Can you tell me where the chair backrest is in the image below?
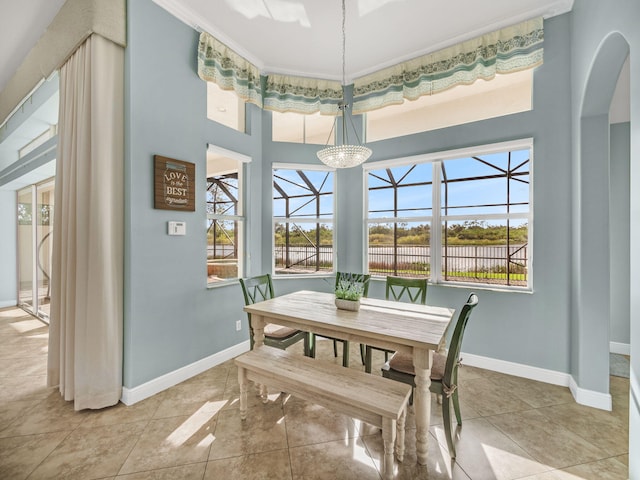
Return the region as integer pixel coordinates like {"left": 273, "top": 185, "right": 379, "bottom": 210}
{"left": 443, "top": 293, "right": 479, "bottom": 386}
{"left": 239, "top": 274, "right": 275, "bottom": 349}
{"left": 385, "top": 276, "right": 427, "bottom": 304}
{"left": 335, "top": 272, "right": 371, "bottom": 297}
{"left": 239, "top": 273, "right": 275, "bottom": 306}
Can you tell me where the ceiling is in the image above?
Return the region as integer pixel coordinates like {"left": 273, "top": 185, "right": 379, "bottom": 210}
{"left": 0, "top": 0, "right": 575, "bottom": 94}
{"left": 153, "top": 0, "right": 575, "bottom": 82}
{"left": 0, "top": 0, "right": 67, "bottom": 93}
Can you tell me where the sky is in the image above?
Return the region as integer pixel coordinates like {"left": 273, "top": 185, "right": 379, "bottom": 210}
{"left": 273, "top": 148, "right": 530, "bottom": 222}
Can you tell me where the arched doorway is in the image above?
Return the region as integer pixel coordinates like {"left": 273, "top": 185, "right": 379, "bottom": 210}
{"left": 576, "top": 33, "right": 630, "bottom": 409}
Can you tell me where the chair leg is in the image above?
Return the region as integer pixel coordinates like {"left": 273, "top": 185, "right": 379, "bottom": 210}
{"left": 452, "top": 389, "right": 462, "bottom": 425}
{"left": 365, "top": 346, "right": 373, "bottom": 374}
{"left": 359, "top": 344, "right": 366, "bottom": 365}
{"left": 307, "top": 333, "right": 316, "bottom": 358}
{"left": 342, "top": 341, "right": 350, "bottom": 367}
{"left": 442, "top": 395, "right": 456, "bottom": 458}
{"left": 332, "top": 339, "right": 338, "bottom": 357}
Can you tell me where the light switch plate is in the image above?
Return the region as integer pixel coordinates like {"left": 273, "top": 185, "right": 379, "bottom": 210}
{"left": 168, "top": 221, "right": 186, "bottom": 235}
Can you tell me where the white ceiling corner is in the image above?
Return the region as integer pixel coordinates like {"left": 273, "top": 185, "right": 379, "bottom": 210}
{"left": 152, "top": 0, "right": 575, "bottom": 83}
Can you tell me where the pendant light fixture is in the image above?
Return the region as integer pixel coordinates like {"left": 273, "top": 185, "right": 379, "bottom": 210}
{"left": 317, "top": 0, "right": 372, "bottom": 168}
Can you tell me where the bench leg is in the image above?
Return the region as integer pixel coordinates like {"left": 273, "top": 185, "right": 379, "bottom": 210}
{"left": 382, "top": 417, "right": 396, "bottom": 480}
{"left": 259, "top": 383, "right": 268, "bottom": 403}
{"left": 238, "top": 366, "right": 248, "bottom": 420}
{"left": 395, "top": 407, "right": 406, "bottom": 462}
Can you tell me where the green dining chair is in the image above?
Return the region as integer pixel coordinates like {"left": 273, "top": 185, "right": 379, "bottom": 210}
{"left": 363, "top": 276, "right": 428, "bottom": 373}
{"left": 381, "top": 293, "right": 479, "bottom": 458}
{"left": 312, "top": 272, "right": 371, "bottom": 367}
{"left": 239, "top": 274, "right": 312, "bottom": 356}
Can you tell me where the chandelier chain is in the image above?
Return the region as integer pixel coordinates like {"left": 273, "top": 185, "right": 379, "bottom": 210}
{"left": 341, "top": 0, "right": 346, "bottom": 87}
{"left": 316, "top": 0, "right": 372, "bottom": 168}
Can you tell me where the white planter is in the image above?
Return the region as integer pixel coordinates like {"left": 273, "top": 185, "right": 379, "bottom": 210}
{"left": 335, "top": 298, "right": 360, "bottom": 311}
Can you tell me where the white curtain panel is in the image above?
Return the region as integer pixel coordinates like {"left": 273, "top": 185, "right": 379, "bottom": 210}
{"left": 48, "top": 34, "right": 124, "bottom": 411}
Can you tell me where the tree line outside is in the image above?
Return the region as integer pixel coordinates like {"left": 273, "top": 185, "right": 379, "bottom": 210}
{"left": 274, "top": 220, "right": 528, "bottom": 246}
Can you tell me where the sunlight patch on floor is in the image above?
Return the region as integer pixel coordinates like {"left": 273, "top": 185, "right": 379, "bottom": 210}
{"left": 164, "top": 400, "right": 225, "bottom": 447}
{"left": 351, "top": 436, "right": 377, "bottom": 468}
{"left": 0, "top": 309, "right": 31, "bottom": 318}
{"left": 10, "top": 319, "right": 45, "bottom": 332}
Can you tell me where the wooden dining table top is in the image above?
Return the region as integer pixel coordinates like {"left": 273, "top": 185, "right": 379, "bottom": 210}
{"left": 243, "top": 290, "right": 455, "bottom": 353}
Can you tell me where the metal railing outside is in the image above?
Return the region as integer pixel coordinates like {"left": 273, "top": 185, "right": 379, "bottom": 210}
{"left": 274, "top": 243, "right": 528, "bottom": 286}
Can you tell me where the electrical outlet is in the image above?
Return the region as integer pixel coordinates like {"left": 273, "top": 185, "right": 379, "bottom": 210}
{"left": 236, "top": 320, "right": 242, "bottom": 331}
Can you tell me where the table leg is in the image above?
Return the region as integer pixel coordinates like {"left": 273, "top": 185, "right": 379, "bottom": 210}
{"left": 252, "top": 314, "right": 265, "bottom": 347}
{"left": 413, "top": 347, "right": 432, "bottom": 465}
{"left": 251, "top": 315, "right": 268, "bottom": 401}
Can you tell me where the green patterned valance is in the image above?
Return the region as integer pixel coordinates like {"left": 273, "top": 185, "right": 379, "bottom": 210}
{"left": 197, "top": 32, "right": 343, "bottom": 114}
{"left": 197, "top": 32, "right": 262, "bottom": 107}
{"left": 264, "top": 74, "right": 343, "bottom": 115}
{"left": 352, "top": 17, "right": 544, "bottom": 114}
{"left": 198, "top": 18, "right": 543, "bottom": 116}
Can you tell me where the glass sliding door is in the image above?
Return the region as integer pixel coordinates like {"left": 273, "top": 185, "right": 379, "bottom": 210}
{"left": 36, "top": 180, "right": 54, "bottom": 320}
{"left": 17, "top": 178, "right": 55, "bottom": 322}
{"left": 17, "top": 187, "right": 35, "bottom": 313}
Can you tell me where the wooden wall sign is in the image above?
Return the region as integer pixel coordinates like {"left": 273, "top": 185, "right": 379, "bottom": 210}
{"left": 154, "top": 155, "right": 196, "bottom": 211}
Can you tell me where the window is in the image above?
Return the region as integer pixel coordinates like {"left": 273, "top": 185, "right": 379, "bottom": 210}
{"left": 19, "top": 125, "right": 57, "bottom": 158}
{"left": 206, "top": 145, "right": 249, "bottom": 283}
{"left": 368, "top": 163, "right": 434, "bottom": 277}
{"left": 273, "top": 165, "right": 335, "bottom": 275}
{"left": 272, "top": 111, "right": 335, "bottom": 144}
{"left": 206, "top": 82, "right": 246, "bottom": 132}
{"left": 366, "top": 71, "right": 533, "bottom": 142}
{"left": 366, "top": 140, "right": 532, "bottom": 289}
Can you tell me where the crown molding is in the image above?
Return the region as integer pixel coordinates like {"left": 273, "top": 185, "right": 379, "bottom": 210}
{"left": 153, "top": 0, "right": 574, "bottom": 84}
{"left": 152, "top": 0, "right": 265, "bottom": 71}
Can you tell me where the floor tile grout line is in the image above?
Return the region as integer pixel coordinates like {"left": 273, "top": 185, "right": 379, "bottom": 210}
{"left": 23, "top": 425, "right": 76, "bottom": 479}
{"left": 114, "top": 416, "right": 153, "bottom": 477}
{"left": 482, "top": 409, "right": 617, "bottom": 474}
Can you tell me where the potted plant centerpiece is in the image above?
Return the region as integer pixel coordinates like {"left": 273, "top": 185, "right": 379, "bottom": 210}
{"left": 334, "top": 278, "right": 364, "bottom": 311}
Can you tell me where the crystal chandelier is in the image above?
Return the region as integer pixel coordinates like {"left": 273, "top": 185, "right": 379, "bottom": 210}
{"left": 317, "top": 0, "right": 372, "bottom": 169}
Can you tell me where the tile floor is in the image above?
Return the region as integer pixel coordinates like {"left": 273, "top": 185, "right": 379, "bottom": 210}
{"left": 0, "top": 306, "right": 630, "bottom": 479}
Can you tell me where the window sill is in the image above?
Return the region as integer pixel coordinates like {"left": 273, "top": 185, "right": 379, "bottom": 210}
{"left": 207, "top": 278, "right": 240, "bottom": 289}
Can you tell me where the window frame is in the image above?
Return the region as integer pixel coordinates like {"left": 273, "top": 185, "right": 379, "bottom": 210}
{"left": 206, "top": 144, "right": 251, "bottom": 286}
{"left": 272, "top": 162, "right": 337, "bottom": 277}
{"left": 363, "top": 138, "right": 533, "bottom": 291}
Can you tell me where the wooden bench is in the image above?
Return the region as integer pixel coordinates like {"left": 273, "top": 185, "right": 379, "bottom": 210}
{"left": 235, "top": 345, "right": 413, "bottom": 480}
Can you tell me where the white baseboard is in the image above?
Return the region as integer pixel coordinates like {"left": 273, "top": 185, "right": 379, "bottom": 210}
{"left": 121, "top": 340, "right": 250, "bottom": 405}
{"left": 461, "top": 351, "right": 612, "bottom": 411}
{"left": 569, "top": 376, "right": 612, "bottom": 411}
{"left": 610, "top": 341, "right": 631, "bottom": 356}
{"left": 461, "top": 352, "right": 571, "bottom": 386}
{"left": 121, "top": 345, "right": 617, "bottom": 411}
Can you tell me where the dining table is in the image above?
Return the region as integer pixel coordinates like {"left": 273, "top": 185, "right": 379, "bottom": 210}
{"left": 243, "top": 289, "right": 456, "bottom": 465}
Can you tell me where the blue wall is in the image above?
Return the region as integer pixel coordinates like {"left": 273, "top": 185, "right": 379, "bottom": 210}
{"left": 264, "top": 13, "right": 574, "bottom": 372}
{"left": 570, "top": 0, "right": 639, "bottom": 474}
{"left": 610, "top": 122, "right": 630, "bottom": 348}
{"left": 124, "top": 0, "right": 575, "bottom": 388}
{"left": 0, "top": 190, "right": 17, "bottom": 307}
{"left": 124, "top": 0, "right": 260, "bottom": 387}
